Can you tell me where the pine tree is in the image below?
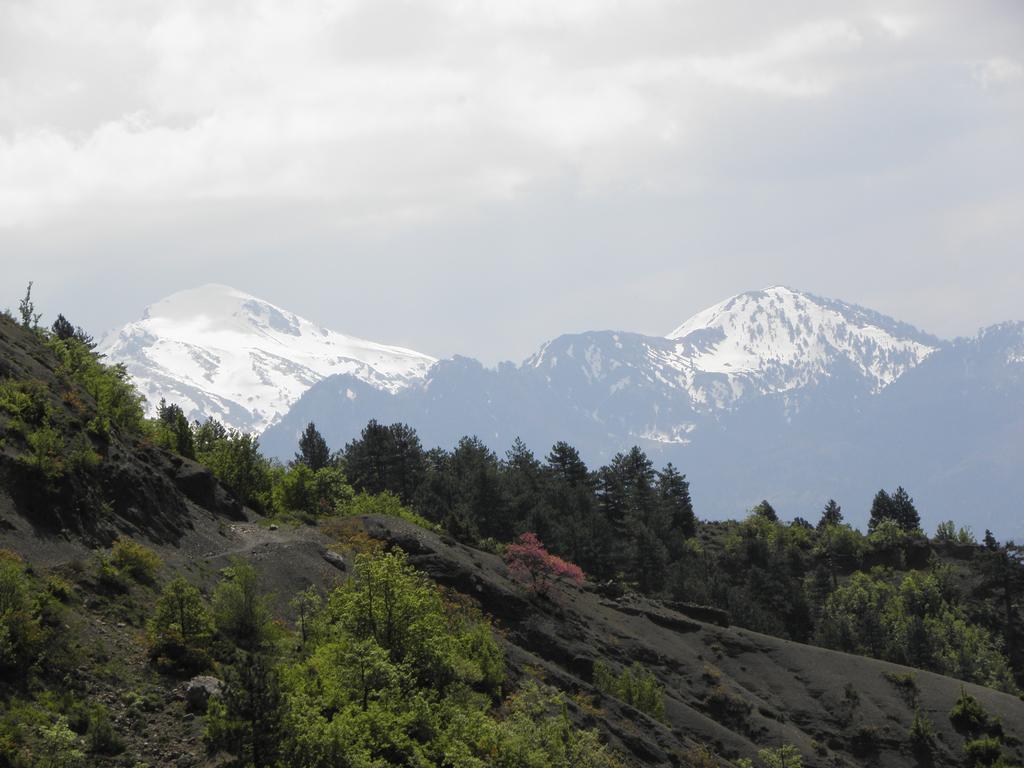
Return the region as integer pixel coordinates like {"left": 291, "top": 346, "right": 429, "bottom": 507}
{"left": 208, "top": 651, "right": 282, "bottom": 768}
{"left": 658, "top": 463, "right": 696, "bottom": 544}
{"left": 51, "top": 314, "right": 75, "bottom": 340}
{"left": 868, "top": 489, "right": 895, "bottom": 532}
{"left": 545, "top": 441, "right": 591, "bottom": 488}
{"left": 890, "top": 486, "right": 920, "bottom": 532}
{"left": 157, "top": 399, "right": 196, "bottom": 459}
{"left": 752, "top": 499, "right": 778, "bottom": 522}
{"left": 295, "top": 421, "right": 331, "bottom": 471}
{"left": 817, "top": 499, "right": 843, "bottom": 530}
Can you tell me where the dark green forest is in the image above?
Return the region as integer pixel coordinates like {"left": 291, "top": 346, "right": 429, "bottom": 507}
{"left": 149, "top": 405, "right": 1024, "bottom": 695}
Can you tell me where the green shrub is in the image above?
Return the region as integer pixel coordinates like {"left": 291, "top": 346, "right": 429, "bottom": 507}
{"left": 148, "top": 577, "right": 214, "bottom": 674}
{"left": 47, "top": 336, "right": 144, "bottom": 436}
{"left": 338, "top": 490, "right": 441, "bottom": 532}
{"left": 704, "top": 684, "right": 751, "bottom": 726}
{"left": 85, "top": 706, "right": 124, "bottom": 756}
{"left": 909, "top": 708, "right": 934, "bottom": 754}
{"left": 950, "top": 686, "right": 995, "bottom": 734}
{"left": 213, "top": 559, "right": 273, "bottom": 651}
{"left": 964, "top": 736, "right": 1002, "bottom": 767}
{"left": 0, "top": 550, "right": 45, "bottom": 676}
{"left": 19, "top": 425, "right": 65, "bottom": 481}
{"left": 109, "top": 538, "right": 162, "bottom": 583}
{"left": 0, "top": 378, "right": 50, "bottom": 427}
{"left": 593, "top": 659, "right": 666, "bottom": 720}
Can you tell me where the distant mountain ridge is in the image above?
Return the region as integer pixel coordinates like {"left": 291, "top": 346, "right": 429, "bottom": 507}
{"left": 99, "top": 284, "right": 435, "bottom": 433}
{"left": 102, "top": 284, "right": 1023, "bottom": 536}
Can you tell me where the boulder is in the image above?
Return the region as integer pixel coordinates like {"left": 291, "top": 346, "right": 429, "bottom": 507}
{"left": 185, "top": 676, "right": 223, "bottom": 713}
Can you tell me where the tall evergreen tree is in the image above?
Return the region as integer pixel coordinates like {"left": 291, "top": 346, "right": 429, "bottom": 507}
{"left": 157, "top": 398, "right": 196, "bottom": 459}
{"left": 343, "top": 420, "right": 425, "bottom": 504}
{"left": 295, "top": 421, "right": 331, "bottom": 471}
{"left": 890, "top": 486, "right": 920, "bottom": 532}
{"left": 817, "top": 499, "right": 843, "bottom": 530}
{"left": 868, "top": 489, "right": 895, "bottom": 532}
{"left": 752, "top": 499, "right": 778, "bottom": 522}
{"left": 658, "top": 463, "right": 696, "bottom": 551}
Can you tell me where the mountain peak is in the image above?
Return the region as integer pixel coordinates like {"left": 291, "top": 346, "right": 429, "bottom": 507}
{"left": 666, "top": 286, "right": 940, "bottom": 396}
{"left": 100, "top": 285, "right": 436, "bottom": 433}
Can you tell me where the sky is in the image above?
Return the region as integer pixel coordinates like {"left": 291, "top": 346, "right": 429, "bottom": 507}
{"left": 1, "top": 0, "right": 1022, "bottom": 364}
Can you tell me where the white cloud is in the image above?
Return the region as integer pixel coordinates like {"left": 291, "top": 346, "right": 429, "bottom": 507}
{"left": 0, "top": 2, "right": 916, "bottom": 228}
{"left": 974, "top": 56, "right": 1024, "bottom": 89}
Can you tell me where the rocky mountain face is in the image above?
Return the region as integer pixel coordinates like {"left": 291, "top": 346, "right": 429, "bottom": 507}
{"left": 261, "top": 289, "right": 1023, "bottom": 537}
{"left": 99, "top": 284, "right": 435, "bottom": 434}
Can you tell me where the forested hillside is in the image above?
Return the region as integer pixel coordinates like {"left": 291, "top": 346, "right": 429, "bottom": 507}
{"left": 2, "top": 299, "right": 1023, "bottom": 768}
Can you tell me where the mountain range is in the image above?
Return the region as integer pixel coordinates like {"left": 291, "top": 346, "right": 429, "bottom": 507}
{"left": 102, "top": 284, "right": 1024, "bottom": 537}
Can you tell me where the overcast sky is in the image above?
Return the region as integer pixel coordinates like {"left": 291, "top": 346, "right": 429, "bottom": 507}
{"left": 2, "top": 0, "right": 1022, "bottom": 363}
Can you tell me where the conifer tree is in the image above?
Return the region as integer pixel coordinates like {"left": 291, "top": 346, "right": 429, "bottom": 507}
{"left": 868, "top": 489, "right": 895, "bottom": 532}
{"left": 752, "top": 499, "right": 778, "bottom": 522}
{"left": 295, "top": 421, "right": 331, "bottom": 471}
{"left": 658, "top": 463, "right": 696, "bottom": 541}
{"left": 890, "top": 486, "right": 920, "bottom": 532}
{"left": 817, "top": 499, "right": 843, "bottom": 530}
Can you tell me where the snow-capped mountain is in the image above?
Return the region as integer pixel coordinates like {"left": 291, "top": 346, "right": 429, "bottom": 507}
{"left": 99, "top": 284, "right": 435, "bottom": 433}
{"left": 263, "top": 285, "right": 941, "bottom": 458}
{"left": 664, "top": 286, "right": 940, "bottom": 403}
{"left": 523, "top": 286, "right": 942, "bottom": 419}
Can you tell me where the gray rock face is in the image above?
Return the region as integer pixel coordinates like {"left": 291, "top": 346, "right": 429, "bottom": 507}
{"left": 185, "top": 676, "right": 223, "bottom": 713}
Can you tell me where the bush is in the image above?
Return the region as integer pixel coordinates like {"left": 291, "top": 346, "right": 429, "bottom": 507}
{"left": 503, "top": 532, "right": 585, "bottom": 596}
{"left": 593, "top": 660, "right": 666, "bottom": 720}
{"left": 109, "top": 538, "right": 161, "bottom": 583}
{"left": 338, "top": 490, "right": 438, "bottom": 532}
{"left": 0, "top": 550, "right": 45, "bottom": 676}
{"left": 964, "top": 736, "right": 1002, "bottom": 767}
{"left": 704, "top": 684, "right": 751, "bottom": 726}
{"left": 149, "top": 577, "right": 214, "bottom": 674}
{"left": 909, "top": 708, "right": 934, "bottom": 754}
{"left": 85, "top": 706, "right": 124, "bottom": 756}
{"left": 213, "top": 559, "right": 273, "bottom": 652}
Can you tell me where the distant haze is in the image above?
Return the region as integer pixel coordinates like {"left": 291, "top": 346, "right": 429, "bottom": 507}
{"left": 2, "top": 1, "right": 1022, "bottom": 364}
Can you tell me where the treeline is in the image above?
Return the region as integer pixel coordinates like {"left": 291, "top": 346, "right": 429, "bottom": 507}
{"left": 152, "top": 410, "right": 1024, "bottom": 693}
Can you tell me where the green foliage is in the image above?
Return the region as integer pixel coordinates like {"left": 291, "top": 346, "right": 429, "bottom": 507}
{"left": 213, "top": 559, "right": 274, "bottom": 652}
{"left": 295, "top": 421, "right": 332, "bottom": 471}
{"left": 0, "top": 550, "right": 45, "bottom": 676}
{"left": 18, "top": 281, "right": 42, "bottom": 330}
{"left": 271, "top": 463, "right": 352, "bottom": 521}
{"left": 756, "top": 744, "right": 804, "bottom": 768}
{"left": 148, "top": 577, "right": 214, "bottom": 673}
{"left": 109, "top": 537, "right": 162, "bottom": 583}
{"left": 196, "top": 428, "right": 273, "bottom": 511}
{"left": 150, "top": 399, "right": 195, "bottom": 459}
{"left": 817, "top": 568, "right": 1016, "bottom": 691}
{"left": 0, "top": 377, "right": 51, "bottom": 428}
{"left": 339, "top": 489, "right": 441, "bottom": 532}
{"left": 908, "top": 708, "right": 934, "bottom": 754}
{"left": 47, "top": 336, "right": 145, "bottom": 436}
{"left": 35, "top": 716, "right": 86, "bottom": 768}
{"left": 593, "top": 660, "right": 666, "bottom": 720}
{"left": 85, "top": 704, "right": 125, "bottom": 756}
{"left": 964, "top": 736, "right": 1003, "bottom": 767}
{"left": 950, "top": 686, "right": 999, "bottom": 735}
{"left": 19, "top": 425, "right": 66, "bottom": 481}
{"left": 206, "top": 650, "right": 283, "bottom": 768}
{"left": 263, "top": 550, "right": 618, "bottom": 768}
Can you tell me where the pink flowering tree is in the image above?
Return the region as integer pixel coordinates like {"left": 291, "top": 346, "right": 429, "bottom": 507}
{"left": 503, "top": 533, "right": 585, "bottom": 596}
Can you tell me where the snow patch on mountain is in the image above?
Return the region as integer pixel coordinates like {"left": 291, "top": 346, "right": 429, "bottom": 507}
{"left": 99, "top": 284, "right": 435, "bottom": 433}
{"left": 666, "top": 286, "right": 941, "bottom": 404}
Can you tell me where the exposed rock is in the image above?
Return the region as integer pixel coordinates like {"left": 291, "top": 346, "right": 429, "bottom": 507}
{"left": 185, "top": 676, "right": 223, "bottom": 713}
